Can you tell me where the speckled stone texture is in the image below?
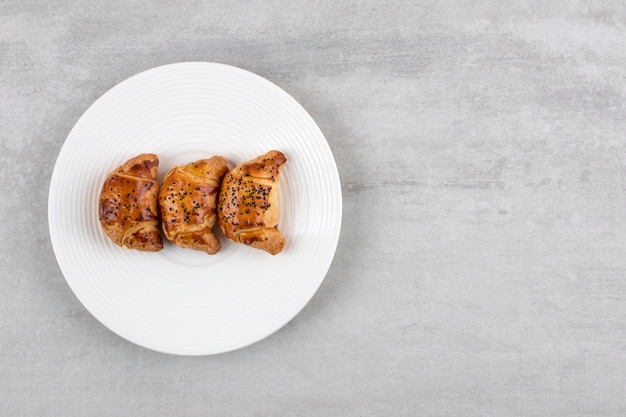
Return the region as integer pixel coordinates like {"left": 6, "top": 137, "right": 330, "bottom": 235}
{"left": 2, "top": 1, "right": 626, "bottom": 416}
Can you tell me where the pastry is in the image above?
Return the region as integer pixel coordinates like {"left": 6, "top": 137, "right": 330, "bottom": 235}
{"left": 159, "top": 156, "right": 229, "bottom": 254}
{"left": 98, "top": 153, "right": 163, "bottom": 251}
{"left": 217, "top": 150, "right": 286, "bottom": 255}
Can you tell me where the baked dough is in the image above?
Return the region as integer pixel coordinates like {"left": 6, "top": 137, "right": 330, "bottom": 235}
{"left": 217, "top": 150, "right": 286, "bottom": 255}
{"left": 98, "top": 153, "right": 163, "bottom": 251}
{"left": 159, "top": 156, "right": 229, "bottom": 254}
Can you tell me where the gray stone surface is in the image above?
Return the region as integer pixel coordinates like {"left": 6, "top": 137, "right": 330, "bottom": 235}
{"left": 2, "top": 1, "right": 626, "bottom": 415}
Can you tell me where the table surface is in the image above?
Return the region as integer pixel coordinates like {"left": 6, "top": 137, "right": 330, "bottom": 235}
{"left": 3, "top": 1, "right": 626, "bottom": 416}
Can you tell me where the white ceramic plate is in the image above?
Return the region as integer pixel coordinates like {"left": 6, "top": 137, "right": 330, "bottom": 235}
{"left": 48, "top": 62, "right": 342, "bottom": 355}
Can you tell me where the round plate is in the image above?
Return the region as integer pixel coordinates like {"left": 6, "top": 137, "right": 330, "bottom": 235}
{"left": 48, "top": 62, "right": 342, "bottom": 355}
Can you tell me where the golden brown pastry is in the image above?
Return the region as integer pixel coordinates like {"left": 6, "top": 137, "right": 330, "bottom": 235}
{"left": 159, "top": 156, "right": 229, "bottom": 254}
{"left": 217, "top": 150, "right": 287, "bottom": 255}
{"left": 98, "top": 153, "right": 163, "bottom": 251}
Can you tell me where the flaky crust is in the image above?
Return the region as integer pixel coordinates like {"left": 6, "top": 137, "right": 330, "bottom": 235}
{"left": 98, "top": 153, "right": 163, "bottom": 251}
{"left": 217, "top": 150, "right": 286, "bottom": 255}
{"left": 159, "top": 156, "right": 229, "bottom": 254}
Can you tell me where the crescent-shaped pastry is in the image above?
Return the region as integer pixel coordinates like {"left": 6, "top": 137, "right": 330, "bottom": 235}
{"left": 98, "top": 153, "right": 163, "bottom": 251}
{"left": 159, "top": 156, "right": 229, "bottom": 254}
{"left": 217, "top": 150, "right": 287, "bottom": 255}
